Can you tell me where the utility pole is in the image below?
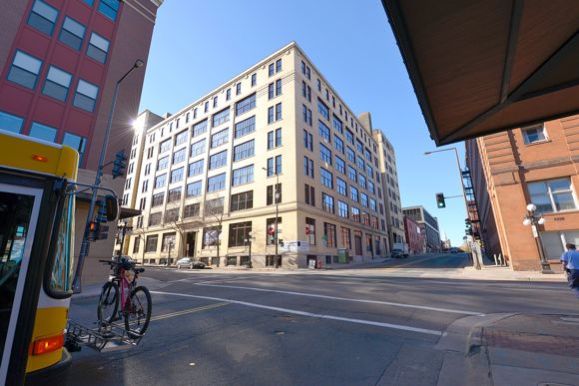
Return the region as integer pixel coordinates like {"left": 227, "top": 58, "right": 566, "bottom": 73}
{"left": 73, "top": 59, "right": 144, "bottom": 293}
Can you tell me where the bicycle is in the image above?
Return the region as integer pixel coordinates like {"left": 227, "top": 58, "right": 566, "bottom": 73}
{"left": 97, "top": 257, "right": 152, "bottom": 339}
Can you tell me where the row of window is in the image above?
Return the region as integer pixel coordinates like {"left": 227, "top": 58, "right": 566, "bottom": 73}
{"left": 8, "top": 50, "right": 99, "bottom": 111}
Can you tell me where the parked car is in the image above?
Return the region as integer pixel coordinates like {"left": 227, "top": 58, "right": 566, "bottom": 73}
{"left": 391, "top": 249, "right": 408, "bottom": 258}
{"left": 176, "top": 257, "right": 206, "bottom": 269}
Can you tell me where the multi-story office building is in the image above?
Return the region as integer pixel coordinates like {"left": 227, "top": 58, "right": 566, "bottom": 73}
{"left": 402, "top": 206, "right": 440, "bottom": 252}
{"left": 466, "top": 116, "right": 579, "bottom": 270}
{"left": 373, "top": 129, "right": 405, "bottom": 252}
{"left": 123, "top": 42, "right": 390, "bottom": 268}
{"left": 404, "top": 215, "right": 424, "bottom": 255}
{"left": 0, "top": 0, "right": 162, "bottom": 282}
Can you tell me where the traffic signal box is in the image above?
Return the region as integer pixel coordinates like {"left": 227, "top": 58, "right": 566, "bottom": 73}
{"left": 88, "top": 200, "right": 110, "bottom": 241}
{"left": 112, "top": 150, "right": 128, "bottom": 179}
{"left": 436, "top": 193, "right": 446, "bottom": 208}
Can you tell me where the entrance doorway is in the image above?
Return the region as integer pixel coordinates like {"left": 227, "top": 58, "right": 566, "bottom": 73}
{"left": 186, "top": 232, "right": 196, "bottom": 258}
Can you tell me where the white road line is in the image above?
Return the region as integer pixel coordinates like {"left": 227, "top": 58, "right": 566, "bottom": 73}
{"left": 150, "top": 291, "right": 443, "bottom": 336}
{"left": 193, "top": 283, "right": 482, "bottom": 316}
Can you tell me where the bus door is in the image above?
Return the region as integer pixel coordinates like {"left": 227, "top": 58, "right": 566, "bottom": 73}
{"left": 0, "top": 183, "right": 43, "bottom": 385}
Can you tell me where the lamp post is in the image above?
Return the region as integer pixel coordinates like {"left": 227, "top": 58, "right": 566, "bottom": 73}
{"left": 262, "top": 166, "right": 280, "bottom": 267}
{"left": 523, "top": 203, "right": 552, "bottom": 273}
{"left": 167, "top": 240, "right": 174, "bottom": 267}
{"left": 424, "top": 147, "right": 481, "bottom": 269}
{"left": 244, "top": 231, "right": 253, "bottom": 268}
{"left": 73, "top": 59, "right": 144, "bottom": 293}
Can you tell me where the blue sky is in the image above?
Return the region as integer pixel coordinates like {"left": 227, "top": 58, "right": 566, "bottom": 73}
{"left": 138, "top": 0, "right": 467, "bottom": 246}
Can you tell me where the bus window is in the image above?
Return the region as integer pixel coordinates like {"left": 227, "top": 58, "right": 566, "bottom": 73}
{"left": 0, "top": 191, "right": 35, "bottom": 354}
{"left": 49, "top": 194, "right": 75, "bottom": 294}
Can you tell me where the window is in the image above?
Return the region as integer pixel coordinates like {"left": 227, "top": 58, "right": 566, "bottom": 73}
{"left": 232, "top": 164, "right": 254, "bottom": 186}
{"left": 345, "top": 129, "right": 354, "bottom": 144}
{"left": 203, "top": 226, "right": 221, "bottom": 248}
{"left": 268, "top": 83, "right": 275, "bottom": 100}
{"left": 167, "top": 187, "right": 181, "bottom": 203}
{"left": 306, "top": 217, "right": 316, "bottom": 245}
{"left": 236, "top": 82, "right": 241, "bottom": 95}
{"left": 164, "top": 208, "right": 179, "bottom": 223}
{"left": 368, "top": 180, "right": 375, "bottom": 194}
{"left": 265, "top": 217, "right": 282, "bottom": 245}
{"left": 275, "top": 58, "right": 282, "bottom": 73}
{"left": 155, "top": 173, "right": 167, "bottom": 189}
{"left": 234, "top": 116, "right": 255, "bottom": 138}
{"left": 346, "top": 147, "right": 355, "bottom": 163}
{"left": 352, "top": 207, "right": 361, "bottom": 222}
{"left": 186, "top": 181, "right": 202, "bottom": 197}
{"left": 324, "top": 223, "right": 337, "bottom": 248}
{"left": 235, "top": 93, "right": 256, "bottom": 116}
{"left": 318, "top": 99, "right": 329, "bottom": 120}
{"left": 303, "top": 105, "right": 313, "bottom": 126}
{"left": 184, "top": 203, "right": 200, "bottom": 218}
{"left": 192, "top": 119, "right": 208, "bottom": 137}
{"left": 59, "top": 17, "right": 85, "bottom": 50}
{"left": 305, "top": 184, "right": 315, "bottom": 206}
{"left": 335, "top": 156, "right": 345, "bottom": 174}
{"left": 172, "top": 148, "right": 186, "bottom": 164}
{"left": 188, "top": 159, "right": 204, "bottom": 177}
{"left": 29, "top": 122, "right": 57, "bottom": 142}
{"left": 207, "top": 173, "right": 226, "bottom": 192}
{"left": 73, "top": 80, "right": 98, "bottom": 112}
{"left": 170, "top": 167, "right": 184, "bottom": 184}
{"left": 161, "top": 233, "right": 177, "bottom": 252}
{"left": 229, "top": 222, "right": 252, "bottom": 247}
{"left": 212, "top": 108, "right": 230, "bottom": 127}
{"left": 528, "top": 178, "right": 577, "bottom": 213}
{"left": 320, "top": 143, "right": 332, "bottom": 165}
{"left": 226, "top": 88, "right": 231, "bottom": 101}
{"left": 233, "top": 140, "right": 255, "bottom": 162}
{"left": 320, "top": 167, "right": 333, "bottom": 189}
{"left": 205, "top": 198, "right": 224, "bottom": 215}
{"left": 365, "top": 148, "right": 372, "bottom": 162}
{"left": 337, "top": 178, "right": 347, "bottom": 196}
{"left": 43, "top": 66, "right": 72, "bottom": 101}
{"left": 145, "top": 235, "right": 158, "bottom": 253}
{"left": 267, "top": 128, "right": 282, "bottom": 149}
{"left": 148, "top": 212, "right": 161, "bottom": 226}
{"left": 359, "top": 174, "right": 367, "bottom": 190}
{"left": 213, "top": 96, "right": 218, "bottom": 108}
{"left": 209, "top": 150, "right": 228, "bottom": 170}
{"left": 86, "top": 33, "right": 110, "bottom": 64}
{"left": 273, "top": 103, "right": 282, "bottom": 122}
{"left": 268, "top": 63, "right": 274, "bottom": 76}
{"left": 522, "top": 124, "right": 548, "bottom": 144}
{"left": 142, "top": 179, "right": 150, "bottom": 193}
{"left": 157, "top": 156, "right": 169, "bottom": 171}
{"left": 348, "top": 166, "right": 357, "bottom": 182}
{"left": 28, "top": 0, "right": 58, "bottom": 35}
{"left": 251, "top": 73, "right": 257, "bottom": 87}
{"left": 152, "top": 192, "right": 164, "bottom": 207}
{"left": 230, "top": 191, "right": 253, "bottom": 212}
{"left": 341, "top": 227, "right": 351, "bottom": 249}
{"left": 356, "top": 139, "right": 364, "bottom": 153}
{"left": 369, "top": 198, "right": 377, "bottom": 212}
{"left": 98, "top": 0, "right": 120, "bottom": 21}
{"left": 159, "top": 139, "right": 171, "bottom": 153}
{"left": 319, "top": 121, "right": 331, "bottom": 142}
{"left": 190, "top": 138, "right": 206, "bottom": 158}
{"left": 175, "top": 130, "right": 188, "bottom": 146}
{"left": 8, "top": 51, "right": 42, "bottom": 89}
{"left": 304, "top": 129, "right": 314, "bottom": 151}
{"left": 334, "top": 135, "right": 344, "bottom": 154}
{"left": 337, "top": 201, "right": 349, "bottom": 218}
{"left": 302, "top": 81, "right": 312, "bottom": 102}
{"left": 275, "top": 79, "right": 282, "bottom": 96}
{"left": 333, "top": 115, "right": 343, "bottom": 134}
{"left": 356, "top": 155, "right": 365, "bottom": 171}
{"left": 304, "top": 156, "right": 314, "bottom": 177}
{"left": 266, "top": 183, "right": 282, "bottom": 205}
{"left": 322, "top": 193, "right": 334, "bottom": 214}
{"left": 0, "top": 111, "right": 24, "bottom": 133}
{"left": 204, "top": 101, "right": 209, "bottom": 113}
{"left": 361, "top": 193, "right": 369, "bottom": 208}
{"left": 62, "top": 132, "right": 87, "bottom": 162}
{"left": 211, "top": 128, "right": 229, "bottom": 148}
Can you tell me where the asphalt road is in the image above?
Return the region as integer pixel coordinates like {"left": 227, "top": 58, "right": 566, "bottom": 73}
{"left": 65, "top": 253, "right": 574, "bottom": 386}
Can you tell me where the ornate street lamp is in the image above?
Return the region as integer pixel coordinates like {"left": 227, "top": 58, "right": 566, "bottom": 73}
{"left": 523, "top": 203, "right": 552, "bottom": 273}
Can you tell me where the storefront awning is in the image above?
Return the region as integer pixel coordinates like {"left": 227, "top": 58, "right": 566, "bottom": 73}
{"left": 382, "top": 0, "right": 579, "bottom": 145}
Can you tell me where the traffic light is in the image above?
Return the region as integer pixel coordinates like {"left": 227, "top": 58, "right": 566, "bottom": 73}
{"left": 88, "top": 221, "right": 100, "bottom": 241}
{"left": 112, "top": 150, "right": 128, "bottom": 179}
{"left": 436, "top": 193, "right": 446, "bottom": 208}
{"left": 465, "top": 218, "right": 472, "bottom": 236}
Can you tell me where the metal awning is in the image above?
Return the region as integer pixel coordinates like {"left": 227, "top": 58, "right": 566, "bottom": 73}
{"left": 382, "top": 0, "right": 579, "bottom": 145}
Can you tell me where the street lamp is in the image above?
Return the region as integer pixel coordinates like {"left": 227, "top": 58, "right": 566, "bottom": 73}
{"left": 244, "top": 231, "right": 254, "bottom": 268}
{"left": 262, "top": 166, "right": 280, "bottom": 267}
{"left": 523, "top": 203, "right": 552, "bottom": 273}
{"left": 73, "top": 59, "right": 145, "bottom": 293}
{"left": 424, "top": 147, "right": 480, "bottom": 269}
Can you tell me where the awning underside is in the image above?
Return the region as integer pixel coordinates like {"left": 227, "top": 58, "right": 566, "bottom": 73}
{"left": 383, "top": 0, "right": 579, "bottom": 145}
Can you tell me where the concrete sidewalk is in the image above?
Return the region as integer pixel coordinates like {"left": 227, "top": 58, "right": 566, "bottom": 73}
{"left": 438, "top": 312, "right": 579, "bottom": 386}
{"left": 461, "top": 265, "right": 567, "bottom": 282}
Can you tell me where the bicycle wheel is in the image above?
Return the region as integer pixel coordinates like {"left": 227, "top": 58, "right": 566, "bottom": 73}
{"left": 124, "top": 286, "right": 152, "bottom": 338}
{"left": 97, "top": 281, "right": 119, "bottom": 325}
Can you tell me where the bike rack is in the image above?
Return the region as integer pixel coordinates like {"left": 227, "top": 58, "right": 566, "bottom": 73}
{"left": 66, "top": 320, "right": 143, "bottom": 353}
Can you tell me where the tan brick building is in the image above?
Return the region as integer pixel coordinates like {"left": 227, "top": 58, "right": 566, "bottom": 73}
{"left": 122, "top": 42, "right": 395, "bottom": 268}
{"left": 466, "top": 117, "right": 579, "bottom": 271}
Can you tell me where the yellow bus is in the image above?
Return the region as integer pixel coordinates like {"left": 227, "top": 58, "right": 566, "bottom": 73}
{"left": 0, "top": 130, "right": 78, "bottom": 385}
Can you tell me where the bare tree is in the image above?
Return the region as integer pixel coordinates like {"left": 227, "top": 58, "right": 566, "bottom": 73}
{"left": 203, "top": 198, "right": 226, "bottom": 265}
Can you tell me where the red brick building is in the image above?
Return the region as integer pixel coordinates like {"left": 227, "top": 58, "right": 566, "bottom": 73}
{"left": 0, "top": 0, "right": 162, "bottom": 281}
{"left": 404, "top": 215, "right": 424, "bottom": 255}
{"left": 466, "top": 117, "right": 579, "bottom": 271}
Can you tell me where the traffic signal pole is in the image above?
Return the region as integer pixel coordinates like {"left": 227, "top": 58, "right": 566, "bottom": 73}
{"left": 72, "top": 60, "right": 143, "bottom": 293}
